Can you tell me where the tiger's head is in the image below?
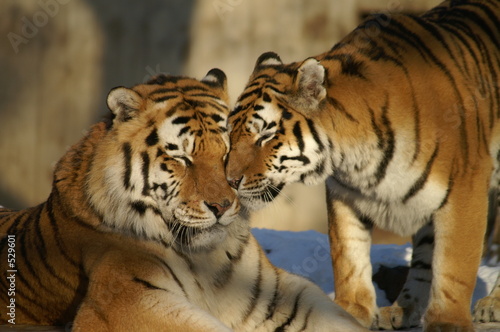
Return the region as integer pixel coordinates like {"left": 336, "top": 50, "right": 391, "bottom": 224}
{"left": 87, "top": 69, "right": 240, "bottom": 251}
{"left": 226, "top": 52, "right": 332, "bottom": 210}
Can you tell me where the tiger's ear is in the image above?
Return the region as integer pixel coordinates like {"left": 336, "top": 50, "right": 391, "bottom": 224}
{"left": 292, "top": 58, "right": 327, "bottom": 112}
{"left": 202, "top": 68, "right": 229, "bottom": 104}
{"left": 254, "top": 52, "right": 283, "bottom": 70}
{"left": 107, "top": 87, "right": 143, "bottom": 122}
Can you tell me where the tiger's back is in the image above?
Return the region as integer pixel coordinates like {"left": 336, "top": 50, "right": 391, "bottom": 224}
{"left": 0, "top": 124, "right": 108, "bottom": 324}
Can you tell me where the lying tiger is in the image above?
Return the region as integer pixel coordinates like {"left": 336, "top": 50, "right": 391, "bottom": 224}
{"left": 0, "top": 71, "right": 367, "bottom": 331}
{"left": 225, "top": 0, "right": 500, "bottom": 331}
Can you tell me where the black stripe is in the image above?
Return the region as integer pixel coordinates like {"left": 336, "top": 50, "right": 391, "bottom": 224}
{"left": 17, "top": 225, "right": 50, "bottom": 293}
{"left": 141, "top": 152, "right": 150, "bottom": 196}
{"left": 454, "top": 6, "right": 500, "bottom": 50}
{"left": 178, "top": 126, "right": 190, "bottom": 136}
{"left": 166, "top": 143, "right": 178, "bottom": 150}
{"left": 438, "top": 172, "right": 454, "bottom": 210}
{"left": 46, "top": 197, "right": 81, "bottom": 269}
{"left": 387, "top": 18, "right": 470, "bottom": 163}
{"left": 130, "top": 201, "right": 147, "bottom": 216}
{"left": 210, "top": 113, "right": 224, "bottom": 123}
{"left": 172, "top": 116, "right": 192, "bottom": 125}
{"left": 411, "top": 260, "right": 432, "bottom": 270}
{"left": 226, "top": 232, "right": 250, "bottom": 263}
{"left": 129, "top": 201, "right": 161, "bottom": 217}
{"left": 373, "top": 103, "right": 395, "bottom": 185}
{"left": 323, "top": 53, "right": 366, "bottom": 79}
{"left": 165, "top": 101, "right": 187, "bottom": 118}
{"left": 179, "top": 85, "right": 209, "bottom": 93}
{"left": 252, "top": 112, "right": 265, "bottom": 124}
{"left": 279, "top": 155, "right": 310, "bottom": 165}
{"left": 188, "top": 93, "right": 219, "bottom": 99}
{"left": 439, "top": 21, "right": 481, "bottom": 76}
{"left": 266, "top": 85, "right": 286, "bottom": 95}
{"left": 410, "top": 99, "right": 421, "bottom": 163}
{"left": 274, "top": 287, "right": 305, "bottom": 332}
{"left": 133, "top": 277, "right": 167, "bottom": 291}
{"left": 359, "top": 214, "right": 374, "bottom": 231}
{"left": 266, "top": 121, "right": 277, "bottom": 130}
{"left": 402, "top": 144, "right": 439, "bottom": 203}
{"left": 243, "top": 254, "right": 263, "bottom": 322}
{"left": 0, "top": 214, "right": 22, "bottom": 251}
{"left": 202, "top": 100, "right": 228, "bottom": 114}
{"left": 155, "top": 256, "right": 187, "bottom": 296}
{"left": 149, "top": 87, "right": 178, "bottom": 96}
{"left": 293, "top": 122, "right": 304, "bottom": 152}
{"left": 368, "top": 107, "right": 384, "bottom": 149}
{"left": 213, "top": 262, "right": 234, "bottom": 289}
{"left": 4, "top": 213, "right": 44, "bottom": 297}
{"left": 42, "top": 200, "right": 80, "bottom": 291}
{"left": 328, "top": 97, "right": 358, "bottom": 123}
{"left": 215, "top": 234, "right": 248, "bottom": 288}
{"left": 252, "top": 74, "right": 273, "bottom": 81}
{"left": 305, "top": 120, "right": 324, "bottom": 152}
{"left": 239, "top": 87, "right": 261, "bottom": 101}
{"left": 145, "top": 128, "right": 159, "bottom": 146}
{"left": 5, "top": 209, "right": 31, "bottom": 236}
{"left": 279, "top": 105, "right": 293, "bottom": 120}
{"left": 230, "top": 104, "right": 245, "bottom": 117}
{"left": 265, "top": 267, "right": 280, "bottom": 321}
{"left": 381, "top": 18, "right": 436, "bottom": 65}
{"left": 152, "top": 95, "right": 177, "bottom": 103}
{"left": 298, "top": 307, "right": 313, "bottom": 332}
{"left": 407, "top": 16, "right": 465, "bottom": 76}
{"left": 10, "top": 293, "right": 44, "bottom": 323}
{"left": 122, "top": 143, "right": 132, "bottom": 190}
{"left": 51, "top": 184, "right": 101, "bottom": 232}
{"left": 413, "top": 235, "right": 434, "bottom": 247}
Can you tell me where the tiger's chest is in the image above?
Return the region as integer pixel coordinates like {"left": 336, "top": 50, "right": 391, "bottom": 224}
{"left": 326, "top": 172, "right": 449, "bottom": 236}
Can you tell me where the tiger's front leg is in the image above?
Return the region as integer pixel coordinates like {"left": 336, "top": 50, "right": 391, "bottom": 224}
{"left": 379, "top": 222, "right": 434, "bottom": 329}
{"left": 327, "top": 192, "right": 378, "bottom": 328}
{"left": 423, "top": 174, "right": 488, "bottom": 332}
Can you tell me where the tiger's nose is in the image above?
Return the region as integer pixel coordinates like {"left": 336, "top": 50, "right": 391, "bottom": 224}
{"left": 204, "top": 199, "right": 231, "bottom": 218}
{"left": 228, "top": 176, "right": 243, "bottom": 190}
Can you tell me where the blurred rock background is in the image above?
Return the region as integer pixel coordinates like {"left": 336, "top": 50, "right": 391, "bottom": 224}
{"left": 0, "top": 0, "right": 449, "bottom": 244}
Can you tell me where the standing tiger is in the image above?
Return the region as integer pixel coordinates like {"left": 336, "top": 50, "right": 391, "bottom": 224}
{"left": 226, "top": 1, "right": 500, "bottom": 331}
{"left": 0, "top": 70, "right": 367, "bottom": 331}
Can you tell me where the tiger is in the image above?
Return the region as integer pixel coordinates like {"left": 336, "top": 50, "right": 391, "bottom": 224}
{"left": 0, "top": 70, "right": 367, "bottom": 331}
{"left": 225, "top": 1, "right": 500, "bottom": 331}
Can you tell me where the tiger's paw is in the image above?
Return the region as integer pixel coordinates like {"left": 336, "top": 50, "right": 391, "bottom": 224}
{"left": 378, "top": 305, "right": 421, "bottom": 330}
{"left": 473, "top": 295, "right": 500, "bottom": 322}
{"left": 335, "top": 299, "right": 379, "bottom": 329}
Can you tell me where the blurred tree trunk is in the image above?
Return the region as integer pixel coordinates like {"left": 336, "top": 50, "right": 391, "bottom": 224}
{"left": 0, "top": 0, "right": 103, "bottom": 208}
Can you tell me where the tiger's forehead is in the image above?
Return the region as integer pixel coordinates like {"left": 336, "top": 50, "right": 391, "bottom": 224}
{"left": 229, "top": 68, "right": 295, "bottom": 135}
{"left": 157, "top": 105, "right": 229, "bottom": 153}
{"left": 137, "top": 78, "right": 230, "bottom": 154}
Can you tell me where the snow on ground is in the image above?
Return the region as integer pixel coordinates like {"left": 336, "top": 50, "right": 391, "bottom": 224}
{"left": 252, "top": 228, "right": 500, "bottom": 307}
